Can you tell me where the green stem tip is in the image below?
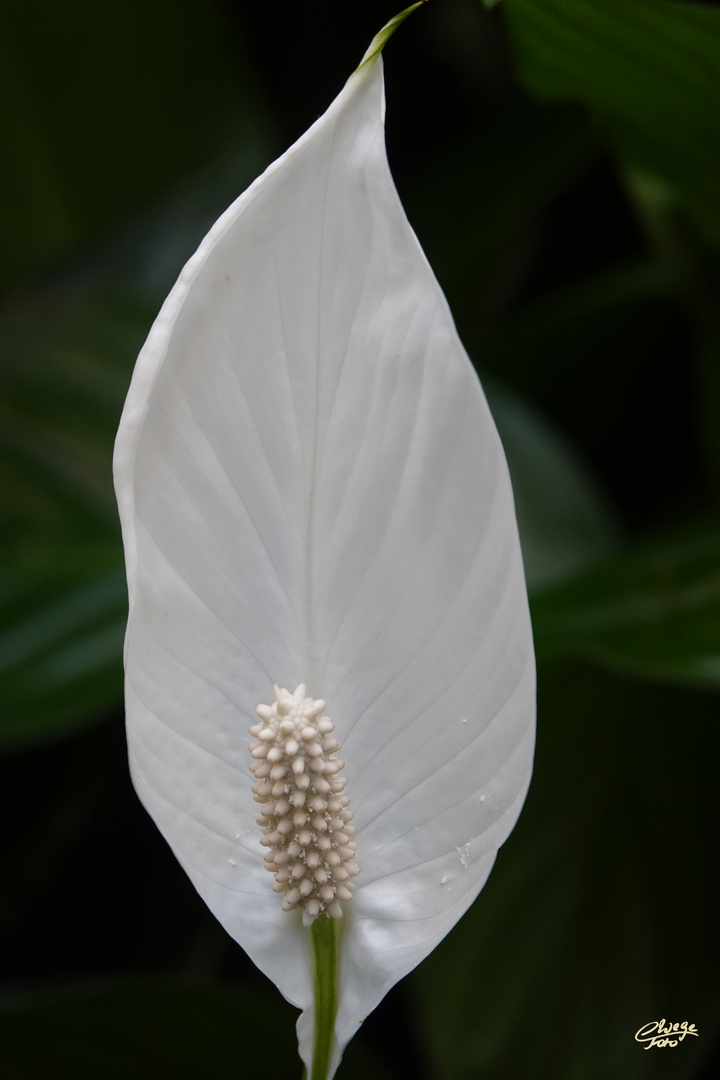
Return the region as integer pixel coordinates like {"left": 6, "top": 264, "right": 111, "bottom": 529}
{"left": 309, "top": 915, "right": 341, "bottom": 1080}
{"left": 356, "top": 2, "right": 427, "bottom": 74}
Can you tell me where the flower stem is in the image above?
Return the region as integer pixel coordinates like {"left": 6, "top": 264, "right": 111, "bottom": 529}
{"left": 355, "top": 1, "right": 426, "bottom": 74}
{"left": 310, "top": 915, "right": 340, "bottom": 1080}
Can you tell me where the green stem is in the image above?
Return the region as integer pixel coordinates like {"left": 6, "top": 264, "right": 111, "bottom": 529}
{"left": 309, "top": 915, "right": 340, "bottom": 1080}
{"left": 355, "top": 1, "right": 427, "bottom": 75}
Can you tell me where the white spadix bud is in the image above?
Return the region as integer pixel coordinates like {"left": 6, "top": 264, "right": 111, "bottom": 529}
{"left": 250, "top": 684, "right": 360, "bottom": 924}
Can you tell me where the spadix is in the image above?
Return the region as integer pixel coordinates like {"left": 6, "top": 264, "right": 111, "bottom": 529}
{"left": 250, "top": 683, "right": 360, "bottom": 926}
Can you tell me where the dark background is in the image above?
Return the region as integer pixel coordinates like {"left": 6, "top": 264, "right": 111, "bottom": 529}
{"left": 1, "top": 1, "right": 719, "bottom": 1077}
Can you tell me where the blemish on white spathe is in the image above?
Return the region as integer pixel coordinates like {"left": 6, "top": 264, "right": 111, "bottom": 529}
{"left": 456, "top": 842, "right": 472, "bottom": 870}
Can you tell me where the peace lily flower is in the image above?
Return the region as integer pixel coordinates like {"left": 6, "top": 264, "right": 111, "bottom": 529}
{"left": 113, "top": 6, "right": 535, "bottom": 1079}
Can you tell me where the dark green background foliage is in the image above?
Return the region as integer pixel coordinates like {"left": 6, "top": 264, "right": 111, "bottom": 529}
{"left": 1, "top": 0, "right": 719, "bottom": 1076}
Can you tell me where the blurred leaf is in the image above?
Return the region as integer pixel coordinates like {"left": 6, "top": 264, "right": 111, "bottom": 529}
{"left": 503, "top": 0, "right": 720, "bottom": 247}
{"left": 0, "top": 290, "right": 146, "bottom": 745}
{"left": 0, "top": 725, "right": 114, "bottom": 932}
{"left": 0, "top": 980, "right": 396, "bottom": 1080}
{"left": 531, "top": 515, "right": 720, "bottom": 688}
{"left": 407, "top": 97, "right": 595, "bottom": 337}
{"left": 485, "top": 379, "right": 622, "bottom": 587}
{"left": 411, "top": 663, "right": 720, "bottom": 1079}
{"left": 619, "top": 171, "right": 720, "bottom": 496}
{"left": 0, "top": 292, "right": 152, "bottom": 541}
{"left": 486, "top": 259, "right": 674, "bottom": 394}
{"left": 484, "top": 258, "right": 697, "bottom": 532}
{"left": 0, "top": 981, "right": 297, "bottom": 1080}
{"left": 0, "top": 0, "right": 263, "bottom": 290}
{"left": 0, "top": 543, "right": 126, "bottom": 748}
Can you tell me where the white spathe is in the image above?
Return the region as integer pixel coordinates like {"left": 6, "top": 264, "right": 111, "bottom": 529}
{"left": 114, "top": 47, "right": 535, "bottom": 1080}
